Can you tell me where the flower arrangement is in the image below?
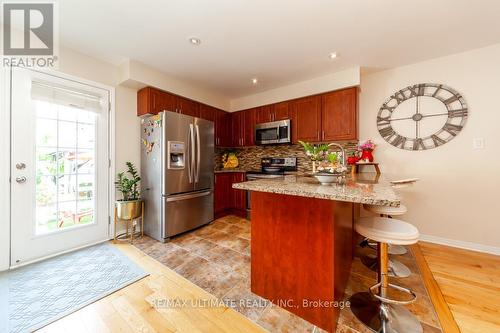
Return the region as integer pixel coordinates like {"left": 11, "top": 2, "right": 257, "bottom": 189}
{"left": 358, "top": 139, "right": 375, "bottom": 151}
{"left": 298, "top": 141, "right": 330, "bottom": 161}
{"left": 358, "top": 139, "right": 376, "bottom": 162}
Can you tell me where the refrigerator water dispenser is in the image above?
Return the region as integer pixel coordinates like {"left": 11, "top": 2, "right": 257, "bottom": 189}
{"left": 168, "top": 141, "right": 185, "bottom": 169}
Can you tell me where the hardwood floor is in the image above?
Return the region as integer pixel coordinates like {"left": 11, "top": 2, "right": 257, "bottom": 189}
{"left": 419, "top": 241, "right": 500, "bottom": 333}
{"left": 35, "top": 238, "right": 499, "bottom": 333}
{"left": 37, "top": 243, "right": 265, "bottom": 333}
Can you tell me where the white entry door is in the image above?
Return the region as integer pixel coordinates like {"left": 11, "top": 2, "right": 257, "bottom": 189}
{"left": 10, "top": 68, "right": 111, "bottom": 266}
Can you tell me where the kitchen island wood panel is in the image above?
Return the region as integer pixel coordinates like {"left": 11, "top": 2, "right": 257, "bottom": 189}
{"left": 250, "top": 192, "right": 355, "bottom": 332}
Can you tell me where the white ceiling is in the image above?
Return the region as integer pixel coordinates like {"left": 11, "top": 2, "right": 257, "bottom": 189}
{"left": 57, "top": 0, "right": 500, "bottom": 98}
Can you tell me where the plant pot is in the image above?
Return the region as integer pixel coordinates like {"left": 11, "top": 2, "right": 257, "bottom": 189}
{"left": 360, "top": 149, "right": 374, "bottom": 162}
{"left": 116, "top": 200, "right": 142, "bottom": 220}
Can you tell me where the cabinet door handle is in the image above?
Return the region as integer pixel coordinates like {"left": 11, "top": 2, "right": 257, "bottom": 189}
{"left": 322, "top": 131, "right": 325, "bottom": 140}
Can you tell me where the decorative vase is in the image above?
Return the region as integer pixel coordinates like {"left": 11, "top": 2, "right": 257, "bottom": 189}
{"left": 360, "top": 149, "right": 374, "bottom": 162}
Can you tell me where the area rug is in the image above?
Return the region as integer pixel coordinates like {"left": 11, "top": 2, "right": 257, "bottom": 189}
{"left": 0, "top": 242, "right": 148, "bottom": 333}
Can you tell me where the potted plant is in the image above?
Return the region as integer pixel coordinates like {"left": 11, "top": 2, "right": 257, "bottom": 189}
{"left": 115, "top": 162, "right": 142, "bottom": 220}
{"left": 298, "top": 141, "right": 330, "bottom": 173}
{"left": 358, "top": 139, "right": 376, "bottom": 162}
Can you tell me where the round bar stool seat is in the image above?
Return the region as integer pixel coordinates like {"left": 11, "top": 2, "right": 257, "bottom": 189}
{"left": 356, "top": 217, "right": 419, "bottom": 245}
{"left": 363, "top": 203, "right": 409, "bottom": 256}
{"left": 351, "top": 217, "right": 422, "bottom": 333}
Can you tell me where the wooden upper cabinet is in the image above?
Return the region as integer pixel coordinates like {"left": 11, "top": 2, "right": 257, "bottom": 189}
{"left": 177, "top": 96, "right": 199, "bottom": 118}
{"left": 231, "top": 111, "right": 244, "bottom": 147}
{"left": 217, "top": 110, "right": 232, "bottom": 147}
{"left": 321, "top": 87, "right": 358, "bottom": 141}
{"left": 199, "top": 104, "right": 216, "bottom": 121}
{"left": 272, "top": 101, "right": 289, "bottom": 121}
{"left": 255, "top": 105, "right": 273, "bottom": 124}
{"left": 243, "top": 108, "right": 256, "bottom": 146}
{"left": 137, "top": 87, "right": 169, "bottom": 116}
{"left": 290, "top": 95, "right": 322, "bottom": 143}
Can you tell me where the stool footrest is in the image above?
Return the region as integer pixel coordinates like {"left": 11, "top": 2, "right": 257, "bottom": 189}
{"left": 369, "top": 282, "right": 417, "bottom": 305}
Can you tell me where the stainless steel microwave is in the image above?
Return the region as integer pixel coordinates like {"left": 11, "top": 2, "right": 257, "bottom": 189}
{"left": 255, "top": 119, "right": 291, "bottom": 145}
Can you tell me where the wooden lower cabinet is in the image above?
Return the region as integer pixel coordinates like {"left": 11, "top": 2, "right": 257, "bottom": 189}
{"left": 214, "top": 172, "right": 247, "bottom": 218}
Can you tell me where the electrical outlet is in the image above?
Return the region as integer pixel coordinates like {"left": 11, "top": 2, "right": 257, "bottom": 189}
{"left": 473, "top": 138, "right": 484, "bottom": 149}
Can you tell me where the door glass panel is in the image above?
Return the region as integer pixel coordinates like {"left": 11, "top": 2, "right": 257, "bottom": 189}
{"left": 35, "top": 100, "right": 97, "bottom": 235}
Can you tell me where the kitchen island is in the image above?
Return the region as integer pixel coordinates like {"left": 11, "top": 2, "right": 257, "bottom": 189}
{"left": 233, "top": 174, "right": 400, "bottom": 332}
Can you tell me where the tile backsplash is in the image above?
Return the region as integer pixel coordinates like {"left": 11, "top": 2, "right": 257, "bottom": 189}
{"left": 215, "top": 141, "right": 358, "bottom": 174}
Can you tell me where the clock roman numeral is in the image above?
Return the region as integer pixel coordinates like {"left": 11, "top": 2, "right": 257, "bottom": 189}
{"left": 431, "top": 134, "right": 446, "bottom": 147}
{"left": 391, "top": 91, "right": 406, "bottom": 103}
{"left": 443, "top": 95, "right": 461, "bottom": 106}
{"left": 377, "top": 116, "right": 391, "bottom": 126}
{"left": 391, "top": 135, "right": 406, "bottom": 149}
{"left": 408, "top": 84, "right": 425, "bottom": 97}
{"left": 432, "top": 85, "right": 442, "bottom": 97}
{"left": 379, "top": 126, "right": 395, "bottom": 139}
{"left": 380, "top": 103, "right": 396, "bottom": 113}
{"left": 442, "top": 123, "right": 463, "bottom": 136}
{"left": 412, "top": 138, "right": 426, "bottom": 150}
{"left": 448, "top": 108, "right": 468, "bottom": 118}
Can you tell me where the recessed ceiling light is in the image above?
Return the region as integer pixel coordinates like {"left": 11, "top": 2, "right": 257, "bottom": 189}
{"left": 189, "top": 37, "right": 201, "bottom": 45}
{"left": 252, "top": 78, "right": 258, "bottom": 85}
{"left": 329, "top": 52, "right": 338, "bottom": 59}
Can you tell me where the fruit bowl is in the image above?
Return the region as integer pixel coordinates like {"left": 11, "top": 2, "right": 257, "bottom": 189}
{"left": 314, "top": 173, "right": 341, "bottom": 185}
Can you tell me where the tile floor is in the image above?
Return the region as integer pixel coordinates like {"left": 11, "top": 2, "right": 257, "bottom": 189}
{"left": 133, "top": 215, "right": 442, "bottom": 333}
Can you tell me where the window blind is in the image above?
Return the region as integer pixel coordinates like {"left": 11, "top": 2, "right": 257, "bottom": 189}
{"left": 31, "top": 80, "right": 106, "bottom": 113}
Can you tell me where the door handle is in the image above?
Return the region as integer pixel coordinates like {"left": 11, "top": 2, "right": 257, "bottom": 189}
{"left": 188, "top": 124, "right": 194, "bottom": 183}
{"left": 195, "top": 124, "right": 200, "bottom": 182}
{"left": 16, "top": 176, "right": 27, "bottom": 183}
{"left": 166, "top": 190, "right": 211, "bottom": 202}
{"left": 16, "top": 163, "right": 26, "bottom": 169}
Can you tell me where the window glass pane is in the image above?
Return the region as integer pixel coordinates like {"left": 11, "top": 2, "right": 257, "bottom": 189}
{"left": 76, "top": 150, "right": 95, "bottom": 174}
{"left": 36, "top": 203, "right": 57, "bottom": 234}
{"left": 58, "top": 121, "right": 76, "bottom": 148}
{"left": 36, "top": 118, "right": 57, "bottom": 147}
{"left": 58, "top": 174, "right": 77, "bottom": 202}
{"left": 36, "top": 148, "right": 58, "bottom": 176}
{"left": 58, "top": 201, "right": 77, "bottom": 229}
{"left": 77, "top": 123, "right": 95, "bottom": 149}
{"left": 77, "top": 174, "right": 94, "bottom": 200}
{"left": 57, "top": 149, "right": 78, "bottom": 174}
{"left": 36, "top": 175, "right": 57, "bottom": 206}
{"left": 77, "top": 200, "right": 94, "bottom": 225}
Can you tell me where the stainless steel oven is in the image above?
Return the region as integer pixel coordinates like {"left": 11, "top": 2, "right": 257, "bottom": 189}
{"left": 245, "top": 157, "right": 297, "bottom": 219}
{"left": 255, "top": 119, "right": 291, "bottom": 145}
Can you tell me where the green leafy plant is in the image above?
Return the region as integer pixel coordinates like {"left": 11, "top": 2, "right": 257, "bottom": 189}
{"left": 298, "top": 141, "right": 330, "bottom": 161}
{"left": 115, "top": 162, "right": 141, "bottom": 201}
{"left": 327, "top": 152, "right": 338, "bottom": 163}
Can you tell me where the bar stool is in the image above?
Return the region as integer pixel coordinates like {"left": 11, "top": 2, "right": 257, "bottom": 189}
{"left": 361, "top": 203, "right": 413, "bottom": 278}
{"left": 350, "top": 217, "right": 422, "bottom": 333}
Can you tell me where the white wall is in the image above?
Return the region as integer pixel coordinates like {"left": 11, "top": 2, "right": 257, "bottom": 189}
{"left": 230, "top": 67, "right": 360, "bottom": 111}
{"left": 359, "top": 43, "right": 500, "bottom": 252}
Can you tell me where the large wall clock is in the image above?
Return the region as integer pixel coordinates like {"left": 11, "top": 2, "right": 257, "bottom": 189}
{"left": 377, "top": 83, "right": 468, "bottom": 150}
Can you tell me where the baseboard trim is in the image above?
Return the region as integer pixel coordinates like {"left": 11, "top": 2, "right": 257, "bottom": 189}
{"left": 420, "top": 234, "right": 500, "bottom": 256}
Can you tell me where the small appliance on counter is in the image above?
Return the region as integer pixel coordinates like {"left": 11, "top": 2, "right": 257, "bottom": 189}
{"left": 141, "top": 111, "right": 214, "bottom": 242}
{"left": 245, "top": 157, "right": 297, "bottom": 218}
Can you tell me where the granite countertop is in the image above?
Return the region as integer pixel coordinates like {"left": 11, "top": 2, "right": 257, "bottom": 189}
{"left": 233, "top": 173, "right": 401, "bottom": 206}
{"left": 214, "top": 168, "right": 249, "bottom": 173}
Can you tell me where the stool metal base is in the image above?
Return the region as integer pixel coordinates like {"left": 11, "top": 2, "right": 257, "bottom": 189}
{"left": 361, "top": 255, "right": 412, "bottom": 278}
{"left": 388, "top": 245, "right": 407, "bottom": 255}
{"left": 349, "top": 292, "right": 423, "bottom": 333}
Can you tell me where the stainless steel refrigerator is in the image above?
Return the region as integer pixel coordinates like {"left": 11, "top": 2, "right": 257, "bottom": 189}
{"left": 141, "top": 111, "right": 214, "bottom": 242}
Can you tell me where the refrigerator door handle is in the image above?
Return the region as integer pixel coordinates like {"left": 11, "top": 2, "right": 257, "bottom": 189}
{"left": 195, "top": 124, "right": 200, "bottom": 183}
{"left": 166, "top": 190, "right": 211, "bottom": 202}
{"left": 188, "top": 124, "right": 194, "bottom": 183}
